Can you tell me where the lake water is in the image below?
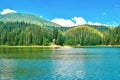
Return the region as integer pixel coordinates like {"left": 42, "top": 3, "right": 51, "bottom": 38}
{"left": 0, "top": 47, "right": 120, "bottom": 80}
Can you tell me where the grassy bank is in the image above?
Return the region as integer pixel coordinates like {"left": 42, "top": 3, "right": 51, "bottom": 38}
{"left": 72, "top": 45, "right": 120, "bottom": 48}
{"left": 0, "top": 45, "right": 120, "bottom": 48}
{"left": 0, "top": 45, "right": 64, "bottom": 48}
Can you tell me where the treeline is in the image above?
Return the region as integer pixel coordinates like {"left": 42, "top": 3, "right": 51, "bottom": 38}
{"left": 0, "top": 21, "right": 120, "bottom": 46}
{"left": 64, "top": 26, "right": 102, "bottom": 45}
{"left": 0, "top": 21, "right": 53, "bottom": 45}
{"left": 104, "top": 26, "right": 120, "bottom": 45}
{"left": 63, "top": 25, "right": 120, "bottom": 46}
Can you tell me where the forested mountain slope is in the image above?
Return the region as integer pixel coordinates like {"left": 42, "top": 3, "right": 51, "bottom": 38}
{"left": 64, "top": 25, "right": 103, "bottom": 45}
{"left": 0, "top": 13, "right": 119, "bottom": 46}
{"left": 0, "top": 13, "right": 61, "bottom": 28}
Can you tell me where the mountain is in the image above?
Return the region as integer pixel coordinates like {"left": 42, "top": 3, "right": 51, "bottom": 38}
{"left": 0, "top": 13, "right": 119, "bottom": 46}
{"left": 0, "top": 21, "right": 119, "bottom": 46}
{"left": 0, "top": 21, "right": 54, "bottom": 45}
{"left": 105, "top": 26, "right": 120, "bottom": 45}
{"left": 0, "top": 13, "right": 61, "bottom": 28}
{"left": 64, "top": 25, "right": 103, "bottom": 45}
{"left": 56, "top": 24, "right": 111, "bottom": 32}
{"left": 0, "top": 13, "right": 112, "bottom": 31}
{"left": 86, "top": 24, "right": 111, "bottom": 33}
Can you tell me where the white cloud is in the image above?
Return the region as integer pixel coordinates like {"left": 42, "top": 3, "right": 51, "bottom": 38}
{"left": 72, "top": 17, "right": 87, "bottom": 25}
{"left": 88, "top": 21, "right": 108, "bottom": 26}
{"left": 40, "top": 16, "right": 42, "bottom": 18}
{"left": 0, "top": 9, "right": 17, "bottom": 15}
{"left": 51, "top": 18, "right": 75, "bottom": 27}
{"left": 51, "top": 17, "right": 86, "bottom": 27}
{"left": 88, "top": 21, "right": 102, "bottom": 25}
{"left": 103, "top": 24, "right": 108, "bottom": 26}
{"left": 51, "top": 17, "right": 109, "bottom": 27}
{"left": 51, "top": 17, "right": 106, "bottom": 27}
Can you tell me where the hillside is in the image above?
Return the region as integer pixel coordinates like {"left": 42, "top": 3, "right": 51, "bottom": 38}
{"left": 64, "top": 25, "right": 120, "bottom": 46}
{"left": 0, "top": 13, "right": 113, "bottom": 32}
{"left": 0, "top": 13, "right": 61, "bottom": 28}
{"left": 64, "top": 25, "right": 103, "bottom": 45}
{"left": 86, "top": 24, "right": 111, "bottom": 33}
{"left": 0, "top": 12, "right": 119, "bottom": 46}
{"left": 0, "top": 21, "right": 53, "bottom": 45}
{"left": 56, "top": 24, "right": 111, "bottom": 33}
{"left": 105, "top": 26, "right": 120, "bottom": 45}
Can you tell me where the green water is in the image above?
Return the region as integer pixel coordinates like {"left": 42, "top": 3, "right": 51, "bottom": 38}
{"left": 0, "top": 47, "right": 120, "bottom": 80}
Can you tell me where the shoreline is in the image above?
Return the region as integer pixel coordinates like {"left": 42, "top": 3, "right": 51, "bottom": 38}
{"left": 0, "top": 45, "right": 62, "bottom": 48}
{"left": 0, "top": 45, "right": 120, "bottom": 48}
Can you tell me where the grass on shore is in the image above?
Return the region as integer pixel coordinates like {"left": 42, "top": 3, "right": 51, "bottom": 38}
{"left": 0, "top": 44, "right": 120, "bottom": 48}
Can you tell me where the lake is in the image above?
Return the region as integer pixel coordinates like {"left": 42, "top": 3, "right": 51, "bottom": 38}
{"left": 0, "top": 47, "right": 120, "bottom": 80}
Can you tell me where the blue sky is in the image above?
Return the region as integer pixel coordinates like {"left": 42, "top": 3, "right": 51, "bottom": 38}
{"left": 0, "top": 0, "right": 120, "bottom": 26}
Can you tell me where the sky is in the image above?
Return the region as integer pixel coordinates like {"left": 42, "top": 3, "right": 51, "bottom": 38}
{"left": 0, "top": 0, "right": 120, "bottom": 26}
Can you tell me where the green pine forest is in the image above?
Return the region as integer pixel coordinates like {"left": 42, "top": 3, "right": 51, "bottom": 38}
{"left": 0, "top": 21, "right": 120, "bottom": 46}
{"left": 0, "top": 13, "right": 120, "bottom": 46}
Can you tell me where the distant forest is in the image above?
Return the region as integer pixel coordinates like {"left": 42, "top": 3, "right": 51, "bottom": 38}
{"left": 0, "top": 21, "right": 120, "bottom": 46}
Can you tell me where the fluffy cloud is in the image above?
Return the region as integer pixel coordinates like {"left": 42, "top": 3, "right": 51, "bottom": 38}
{"left": 88, "top": 21, "right": 108, "bottom": 26}
{"left": 51, "top": 17, "right": 108, "bottom": 27}
{"left": 0, "top": 9, "right": 17, "bottom": 15}
{"left": 51, "top": 17, "right": 86, "bottom": 27}
{"left": 103, "top": 24, "right": 108, "bottom": 26}
{"left": 88, "top": 21, "right": 102, "bottom": 25}
{"left": 40, "top": 16, "right": 43, "bottom": 18}
{"left": 51, "top": 18, "right": 75, "bottom": 27}
{"left": 72, "top": 17, "right": 87, "bottom": 25}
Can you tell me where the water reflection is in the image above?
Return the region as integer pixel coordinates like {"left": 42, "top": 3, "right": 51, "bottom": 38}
{"left": 0, "top": 59, "right": 15, "bottom": 79}
{"left": 51, "top": 48, "right": 85, "bottom": 79}
{"left": 0, "top": 47, "right": 91, "bottom": 60}
{"left": 0, "top": 47, "right": 120, "bottom": 80}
